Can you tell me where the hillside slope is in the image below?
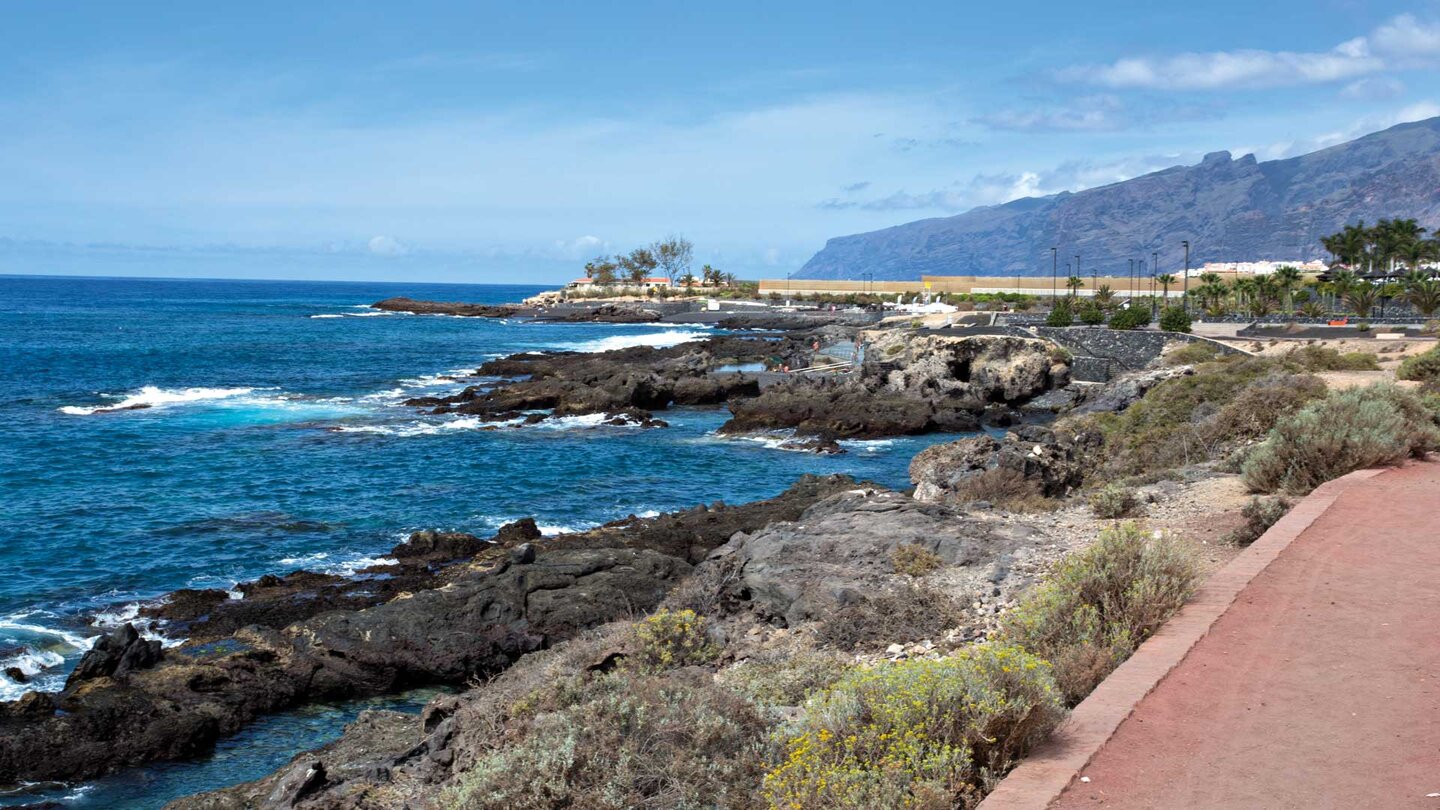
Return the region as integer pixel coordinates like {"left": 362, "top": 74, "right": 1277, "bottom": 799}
{"left": 798, "top": 116, "right": 1440, "bottom": 279}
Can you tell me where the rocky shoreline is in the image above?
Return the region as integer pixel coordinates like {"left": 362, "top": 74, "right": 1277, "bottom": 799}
{"left": 0, "top": 475, "right": 862, "bottom": 785}
{"left": 6, "top": 300, "right": 1239, "bottom": 808}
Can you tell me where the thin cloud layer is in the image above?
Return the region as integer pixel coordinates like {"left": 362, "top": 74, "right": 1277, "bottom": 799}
{"left": 1060, "top": 13, "right": 1439, "bottom": 90}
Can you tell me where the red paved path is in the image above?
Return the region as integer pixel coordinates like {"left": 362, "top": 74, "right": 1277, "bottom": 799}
{"left": 1051, "top": 462, "right": 1440, "bottom": 809}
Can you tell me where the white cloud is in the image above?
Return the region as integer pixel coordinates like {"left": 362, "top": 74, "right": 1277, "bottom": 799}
{"left": 1368, "top": 14, "right": 1440, "bottom": 59}
{"left": 1339, "top": 76, "right": 1406, "bottom": 100}
{"left": 1060, "top": 13, "right": 1440, "bottom": 90}
{"left": 973, "top": 95, "right": 1124, "bottom": 132}
{"left": 367, "top": 235, "right": 407, "bottom": 256}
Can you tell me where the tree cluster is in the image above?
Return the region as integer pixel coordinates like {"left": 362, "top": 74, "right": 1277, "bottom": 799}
{"left": 581, "top": 236, "right": 732, "bottom": 288}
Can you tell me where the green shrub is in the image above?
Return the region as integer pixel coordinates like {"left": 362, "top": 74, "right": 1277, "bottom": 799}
{"left": 1205, "top": 372, "right": 1328, "bottom": 443}
{"left": 1045, "top": 300, "right": 1074, "bottom": 327}
{"left": 1241, "top": 384, "right": 1440, "bottom": 494}
{"left": 1285, "top": 345, "right": 1380, "bottom": 371}
{"left": 1002, "top": 523, "right": 1199, "bottom": 705}
{"left": 449, "top": 669, "right": 769, "bottom": 810}
{"left": 1078, "top": 300, "right": 1106, "bottom": 325}
{"left": 1164, "top": 341, "right": 1218, "bottom": 365}
{"left": 892, "top": 543, "right": 944, "bottom": 577}
{"left": 1158, "top": 305, "right": 1192, "bottom": 333}
{"left": 1065, "top": 356, "right": 1318, "bottom": 479}
{"left": 718, "top": 649, "right": 851, "bottom": 709}
{"left": 1107, "top": 307, "right": 1151, "bottom": 330}
{"left": 1087, "top": 484, "right": 1138, "bottom": 518}
{"left": 1227, "top": 496, "right": 1291, "bottom": 546}
{"left": 763, "top": 643, "right": 1064, "bottom": 810}
{"left": 631, "top": 609, "right": 719, "bottom": 673}
{"left": 1397, "top": 346, "right": 1440, "bottom": 382}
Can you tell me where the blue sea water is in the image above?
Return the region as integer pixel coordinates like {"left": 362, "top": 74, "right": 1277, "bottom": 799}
{"left": 1, "top": 275, "right": 969, "bottom": 807}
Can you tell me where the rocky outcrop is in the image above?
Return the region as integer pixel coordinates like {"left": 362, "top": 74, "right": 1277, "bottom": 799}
{"left": 0, "top": 476, "right": 859, "bottom": 785}
{"left": 909, "top": 425, "right": 1093, "bottom": 502}
{"left": 698, "top": 488, "right": 1043, "bottom": 626}
{"left": 721, "top": 333, "right": 1064, "bottom": 438}
{"left": 552, "top": 303, "right": 662, "bottom": 323}
{"left": 64, "top": 624, "right": 163, "bottom": 688}
{"left": 407, "top": 335, "right": 796, "bottom": 420}
{"left": 370, "top": 297, "right": 520, "bottom": 317}
{"left": 1067, "top": 365, "right": 1195, "bottom": 416}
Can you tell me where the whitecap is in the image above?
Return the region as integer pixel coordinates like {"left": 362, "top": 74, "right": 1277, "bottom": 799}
{"left": 536, "top": 523, "right": 597, "bottom": 537}
{"left": 560, "top": 329, "right": 708, "bottom": 353}
{"left": 839, "top": 438, "right": 896, "bottom": 453}
{"left": 334, "top": 416, "right": 509, "bottom": 437}
{"left": 59, "top": 386, "right": 256, "bottom": 415}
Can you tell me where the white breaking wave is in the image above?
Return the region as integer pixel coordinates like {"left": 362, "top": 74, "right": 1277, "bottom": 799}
{"left": 561, "top": 329, "right": 708, "bottom": 353}
{"left": 0, "top": 613, "right": 97, "bottom": 701}
{"left": 537, "top": 522, "right": 597, "bottom": 537}
{"left": 310, "top": 308, "right": 403, "bottom": 319}
{"left": 334, "top": 416, "right": 510, "bottom": 437}
{"left": 840, "top": 439, "right": 896, "bottom": 453}
{"left": 59, "top": 386, "right": 256, "bottom": 415}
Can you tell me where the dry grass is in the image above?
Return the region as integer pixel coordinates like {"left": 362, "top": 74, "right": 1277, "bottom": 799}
{"left": 892, "top": 543, "right": 944, "bottom": 577}
{"left": 816, "top": 583, "right": 968, "bottom": 652}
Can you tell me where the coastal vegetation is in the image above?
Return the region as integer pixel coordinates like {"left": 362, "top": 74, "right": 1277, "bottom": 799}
{"left": 438, "top": 521, "right": 1196, "bottom": 810}
{"left": 1001, "top": 523, "right": 1199, "bottom": 705}
{"left": 1241, "top": 384, "right": 1440, "bottom": 494}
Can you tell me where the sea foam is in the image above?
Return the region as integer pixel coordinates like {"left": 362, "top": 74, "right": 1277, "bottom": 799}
{"left": 561, "top": 329, "right": 708, "bottom": 353}
{"left": 59, "top": 386, "right": 256, "bottom": 415}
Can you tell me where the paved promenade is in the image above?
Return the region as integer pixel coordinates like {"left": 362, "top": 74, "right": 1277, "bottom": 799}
{"left": 984, "top": 462, "right": 1440, "bottom": 809}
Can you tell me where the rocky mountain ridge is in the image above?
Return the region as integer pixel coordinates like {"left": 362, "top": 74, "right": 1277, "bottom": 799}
{"left": 799, "top": 116, "right": 1440, "bottom": 279}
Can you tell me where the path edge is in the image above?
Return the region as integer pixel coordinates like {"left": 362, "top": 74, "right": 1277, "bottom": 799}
{"left": 977, "top": 467, "right": 1389, "bottom": 810}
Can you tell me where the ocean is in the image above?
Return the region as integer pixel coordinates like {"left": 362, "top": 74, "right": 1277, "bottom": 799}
{"left": 0, "top": 275, "right": 967, "bottom": 807}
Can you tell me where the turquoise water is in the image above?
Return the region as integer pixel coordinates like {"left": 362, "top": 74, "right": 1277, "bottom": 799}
{"left": 1, "top": 275, "right": 964, "bottom": 807}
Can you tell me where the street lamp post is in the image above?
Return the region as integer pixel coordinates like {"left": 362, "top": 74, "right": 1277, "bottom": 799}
{"left": 1129, "top": 258, "right": 1135, "bottom": 303}
{"left": 1152, "top": 251, "right": 1160, "bottom": 316}
{"left": 1051, "top": 247, "right": 1058, "bottom": 302}
{"left": 1181, "top": 240, "right": 1190, "bottom": 315}
{"left": 1075, "top": 255, "right": 1082, "bottom": 298}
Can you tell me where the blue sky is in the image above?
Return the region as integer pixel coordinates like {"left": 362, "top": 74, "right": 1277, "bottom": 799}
{"left": 2, "top": 0, "right": 1439, "bottom": 282}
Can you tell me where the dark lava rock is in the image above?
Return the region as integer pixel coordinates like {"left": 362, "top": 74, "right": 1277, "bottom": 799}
{"left": 371, "top": 297, "right": 519, "bottom": 317}
{"left": 4, "top": 667, "right": 27, "bottom": 684}
{"left": 552, "top": 303, "right": 662, "bottom": 323}
{"left": 720, "top": 333, "right": 1062, "bottom": 439}
{"left": 0, "top": 475, "right": 861, "bottom": 785}
{"left": 64, "top": 624, "right": 162, "bottom": 687}
{"left": 415, "top": 335, "right": 797, "bottom": 420}
{"left": 909, "top": 428, "right": 1095, "bottom": 501}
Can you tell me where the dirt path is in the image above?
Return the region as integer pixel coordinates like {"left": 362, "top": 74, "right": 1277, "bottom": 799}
{"left": 1050, "top": 462, "right": 1440, "bottom": 809}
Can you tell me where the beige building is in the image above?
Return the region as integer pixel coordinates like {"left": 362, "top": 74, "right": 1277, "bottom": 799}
{"left": 759, "top": 263, "right": 1323, "bottom": 299}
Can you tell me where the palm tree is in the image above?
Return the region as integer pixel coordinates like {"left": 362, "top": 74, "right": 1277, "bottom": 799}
{"left": 1231, "top": 277, "right": 1257, "bottom": 311}
{"left": 1066, "top": 276, "right": 1084, "bottom": 298}
{"left": 1156, "top": 273, "right": 1177, "bottom": 301}
{"left": 1405, "top": 278, "right": 1440, "bottom": 317}
{"left": 1272, "top": 266, "right": 1302, "bottom": 313}
{"left": 1095, "top": 284, "right": 1115, "bottom": 309}
{"left": 1344, "top": 282, "right": 1378, "bottom": 318}
{"left": 1328, "top": 269, "right": 1358, "bottom": 314}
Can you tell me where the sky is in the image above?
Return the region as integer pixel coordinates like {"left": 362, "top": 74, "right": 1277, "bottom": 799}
{"left": 3, "top": 0, "right": 1440, "bottom": 283}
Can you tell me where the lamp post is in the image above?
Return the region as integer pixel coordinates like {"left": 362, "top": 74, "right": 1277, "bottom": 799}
{"left": 1076, "top": 254, "right": 1082, "bottom": 298}
{"left": 1181, "top": 240, "right": 1190, "bottom": 315}
{"left": 1051, "top": 247, "right": 1058, "bottom": 302}
{"left": 1128, "top": 258, "right": 1135, "bottom": 303}
{"left": 1152, "top": 251, "right": 1160, "bottom": 316}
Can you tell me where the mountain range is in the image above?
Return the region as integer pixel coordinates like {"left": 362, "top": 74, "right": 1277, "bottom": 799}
{"left": 797, "top": 116, "right": 1440, "bottom": 280}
